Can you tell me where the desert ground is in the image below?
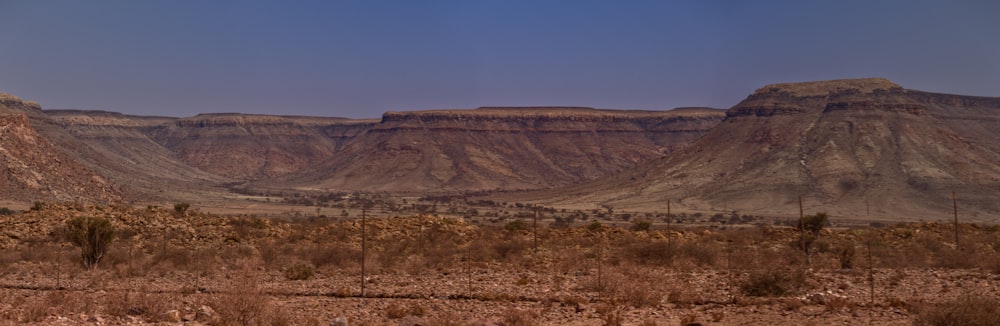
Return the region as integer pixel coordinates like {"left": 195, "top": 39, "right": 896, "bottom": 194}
{"left": 1, "top": 202, "right": 998, "bottom": 325}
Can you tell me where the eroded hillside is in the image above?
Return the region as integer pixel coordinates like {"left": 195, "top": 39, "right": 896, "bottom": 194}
{"left": 0, "top": 95, "right": 122, "bottom": 203}
{"left": 258, "top": 107, "right": 725, "bottom": 192}
{"left": 535, "top": 78, "right": 1000, "bottom": 220}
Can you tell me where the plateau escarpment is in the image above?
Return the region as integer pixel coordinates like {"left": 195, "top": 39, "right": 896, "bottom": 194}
{"left": 260, "top": 107, "right": 726, "bottom": 193}
{"left": 147, "top": 114, "right": 375, "bottom": 179}
{"left": 41, "top": 110, "right": 231, "bottom": 202}
{"left": 544, "top": 78, "right": 1000, "bottom": 220}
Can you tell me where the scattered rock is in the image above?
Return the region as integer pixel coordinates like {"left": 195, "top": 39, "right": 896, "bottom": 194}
{"left": 331, "top": 316, "right": 349, "bottom": 326}
{"left": 398, "top": 315, "right": 425, "bottom": 326}
{"left": 468, "top": 319, "right": 503, "bottom": 326}
{"left": 197, "top": 305, "right": 217, "bottom": 321}
{"left": 164, "top": 309, "right": 182, "bottom": 322}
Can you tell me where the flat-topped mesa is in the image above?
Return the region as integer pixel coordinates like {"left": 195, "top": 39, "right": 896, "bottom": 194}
{"left": 0, "top": 93, "right": 42, "bottom": 115}
{"left": 173, "top": 113, "right": 372, "bottom": 128}
{"left": 46, "top": 110, "right": 175, "bottom": 127}
{"left": 378, "top": 107, "right": 725, "bottom": 133}
{"left": 751, "top": 77, "right": 903, "bottom": 98}
{"left": 383, "top": 106, "right": 720, "bottom": 121}
{"left": 729, "top": 78, "right": 913, "bottom": 117}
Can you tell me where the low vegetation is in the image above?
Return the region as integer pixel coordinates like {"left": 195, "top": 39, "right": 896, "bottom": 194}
{"left": 0, "top": 203, "right": 997, "bottom": 324}
{"left": 63, "top": 215, "right": 116, "bottom": 270}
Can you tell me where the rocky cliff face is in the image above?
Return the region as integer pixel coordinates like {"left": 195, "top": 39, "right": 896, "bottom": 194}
{"left": 260, "top": 107, "right": 725, "bottom": 192}
{"left": 0, "top": 95, "right": 122, "bottom": 202}
{"left": 546, "top": 78, "right": 1000, "bottom": 219}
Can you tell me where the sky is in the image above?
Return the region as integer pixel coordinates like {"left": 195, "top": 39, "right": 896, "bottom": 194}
{"left": 1, "top": 1, "right": 998, "bottom": 118}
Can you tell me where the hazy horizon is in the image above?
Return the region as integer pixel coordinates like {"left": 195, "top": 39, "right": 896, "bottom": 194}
{"left": 2, "top": 1, "right": 998, "bottom": 119}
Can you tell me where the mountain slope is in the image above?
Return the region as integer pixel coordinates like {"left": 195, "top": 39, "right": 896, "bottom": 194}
{"left": 39, "top": 110, "right": 234, "bottom": 202}
{"left": 147, "top": 114, "right": 375, "bottom": 180}
{"left": 0, "top": 94, "right": 122, "bottom": 202}
{"left": 536, "top": 78, "right": 1000, "bottom": 220}
{"left": 259, "top": 107, "right": 725, "bottom": 193}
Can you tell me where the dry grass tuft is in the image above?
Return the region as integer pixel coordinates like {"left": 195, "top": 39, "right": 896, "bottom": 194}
{"left": 913, "top": 295, "right": 1000, "bottom": 326}
{"left": 740, "top": 268, "right": 809, "bottom": 297}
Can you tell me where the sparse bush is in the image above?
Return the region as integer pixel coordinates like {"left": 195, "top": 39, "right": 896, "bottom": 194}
{"left": 210, "top": 272, "right": 270, "bottom": 326}
{"left": 505, "top": 219, "right": 529, "bottom": 232}
{"left": 284, "top": 263, "right": 315, "bottom": 280}
{"left": 0, "top": 207, "right": 16, "bottom": 215}
{"left": 587, "top": 221, "right": 604, "bottom": 232}
{"left": 64, "top": 216, "right": 116, "bottom": 269}
{"left": 625, "top": 240, "right": 674, "bottom": 265}
{"left": 502, "top": 308, "right": 539, "bottom": 326}
{"left": 630, "top": 220, "right": 652, "bottom": 232}
{"left": 913, "top": 295, "right": 1000, "bottom": 326}
{"left": 105, "top": 287, "right": 169, "bottom": 321}
{"left": 173, "top": 203, "right": 190, "bottom": 217}
{"left": 798, "top": 212, "right": 828, "bottom": 236}
{"left": 740, "top": 269, "right": 809, "bottom": 297}
{"left": 838, "top": 243, "right": 856, "bottom": 269}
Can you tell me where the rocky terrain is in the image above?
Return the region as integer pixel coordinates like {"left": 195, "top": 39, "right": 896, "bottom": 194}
{"left": 0, "top": 204, "right": 997, "bottom": 325}
{"left": 0, "top": 95, "right": 122, "bottom": 203}
{"left": 530, "top": 78, "right": 1000, "bottom": 220}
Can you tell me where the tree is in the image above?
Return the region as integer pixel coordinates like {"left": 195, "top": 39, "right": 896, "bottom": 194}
{"left": 173, "top": 203, "right": 191, "bottom": 217}
{"left": 799, "top": 212, "right": 828, "bottom": 236}
{"left": 64, "top": 216, "right": 116, "bottom": 269}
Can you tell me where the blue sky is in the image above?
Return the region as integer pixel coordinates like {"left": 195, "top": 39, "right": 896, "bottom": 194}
{"left": 1, "top": 1, "right": 998, "bottom": 118}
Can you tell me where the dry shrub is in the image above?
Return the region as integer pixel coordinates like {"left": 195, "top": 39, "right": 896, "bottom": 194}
{"left": 932, "top": 247, "right": 978, "bottom": 269}
{"left": 284, "top": 263, "right": 315, "bottom": 280}
{"left": 385, "top": 302, "right": 409, "bottom": 319}
{"left": 22, "top": 299, "right": 49, "bottom": 322}
{"left": 425, "top": 312, "right": 466, "bottom": 326}
{"left": 502, "top": 307, "right": 539, "bottom": 326}
{"left": 623, "top": 240, "right": 675, "bottom": 266}
{"left": 19, "top": 242, "right": 64, "bottom": 265}
{"left": 618, "top": 275, "right": 665, "bottom": 308}
{"left": 595, "top": 303, "right": 624, "bottom": 326}
{"left": 258, "top": 240, "right": 287, "bottom": 270}
{"left": 913, "top": 295, "right": 1000, "bottom": 326}
{"left": 104, "top": 287, "right": 170, "bottom": 321}
{"left": 675, "top": 241, "right": 720, "bottom": 267}
{"left": 266, "top": 305, "right": 293, "bottom": 326}
{"left": 302, "top": 244, "right": 359, "bottom": 270}
{"left": 209, "top": 272, "right": 270, "bottom": 326}
{"left": 584, "top": 266, "right": 666, "bottom": 308}
{"left": 740, "top": 268, "right": 809, "bottom": 297}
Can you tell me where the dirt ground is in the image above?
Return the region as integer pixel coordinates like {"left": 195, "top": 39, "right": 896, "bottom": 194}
{"left": 1, "top": 203, "right": 998, "bottom": 325}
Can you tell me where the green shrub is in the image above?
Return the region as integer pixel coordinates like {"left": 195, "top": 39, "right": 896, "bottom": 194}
{"left": 173, "top": 203, "right": 190, "bottom": 216}
{"left": 504, "top": 220, "right": 528, "bottom": 232}
{"left": 64, "top": 216, "right": 116, "bottom": 269}
{"left": 798, "top": 212, "right": 828, "bottom": 236}
{"left": 630, "top": 220, "right": 652, "bottom": 232}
